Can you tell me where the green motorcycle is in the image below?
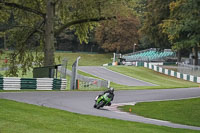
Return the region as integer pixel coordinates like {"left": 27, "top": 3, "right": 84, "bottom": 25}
{"left": 94, "top": 93, "right": 112, "bottom": 109}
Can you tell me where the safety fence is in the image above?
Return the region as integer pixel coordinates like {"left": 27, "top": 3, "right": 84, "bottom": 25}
{"left": 177, "top": 63, "right": 200, "bottom": 77}
{"left": 77, "top": 74, "right": 110, "bottom": 89}
{"left": 0, "top": 77, "right": 66, "bottom": 90}
{"left": 142, "top": 62, "right": 200, "bottom": 83}
{"left": 65, "top": 69, "right": 110, "bottom": 89}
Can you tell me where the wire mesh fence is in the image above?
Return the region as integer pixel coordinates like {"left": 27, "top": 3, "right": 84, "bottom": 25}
{"left": 65, "top": 69, "right": 109, "bottom": 90}
{"left": 0, "top": 67, "right": 8, "bottom": 71}
{"left": 77, "top": 74, "right": 109, "bottom": 90}
{"left": 177, "top": 63, "right": 200, "bottom": 77}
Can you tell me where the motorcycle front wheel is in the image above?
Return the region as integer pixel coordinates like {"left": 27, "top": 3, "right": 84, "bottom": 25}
{"left": 96, "top": 100, "right": 105, "bottom": 109}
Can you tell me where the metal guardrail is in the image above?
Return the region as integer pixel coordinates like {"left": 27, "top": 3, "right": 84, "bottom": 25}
{"left": 143, "top": 62, "right": 200, "bottom": 83}
{"left": 178, "top": 63, "right": 200, "bottom": 77}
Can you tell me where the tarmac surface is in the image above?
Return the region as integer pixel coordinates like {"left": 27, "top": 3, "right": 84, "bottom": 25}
{"left": 1, "top": 88, "right": 200, "bottom": 130}
{"left": 78, "top": 66, "right": 156, "bottom": 86}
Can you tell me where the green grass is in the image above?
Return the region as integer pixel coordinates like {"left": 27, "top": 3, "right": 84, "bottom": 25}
{"left": 107, "top": 66, "right": 199, "bottom": 90}
{"left": 118, "top": 98, "right": 200, "bottom": 127}
{"left": 55, "top": 52, "right": 112, "bottom": 69}
{"left": 0, "top": 68, "right": 33, "bottom": 78}
{"left": 0, "top": 99, "right": 199, "bottom": 133}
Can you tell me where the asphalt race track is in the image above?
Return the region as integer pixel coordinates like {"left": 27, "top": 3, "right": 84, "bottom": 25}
{"left": 1, "top": 88, "right": 200, "bottom": 130}
{"left": 78, "top": 66, "right": 156, "bottom": 86}
{"left": 1, "top": 66, "right": 200, "bottom": 130}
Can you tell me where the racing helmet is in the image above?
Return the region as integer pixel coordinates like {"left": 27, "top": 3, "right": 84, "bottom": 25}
{"left": 110, "top": 87, "right": 114, "bottom": 93}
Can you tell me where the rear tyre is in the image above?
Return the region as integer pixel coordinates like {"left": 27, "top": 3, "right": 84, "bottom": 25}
{"left": 93, "top": 104, "right": 97, "bottom": 108}
{"left": 107, "top": 102, "right": 111, "bottom": 106}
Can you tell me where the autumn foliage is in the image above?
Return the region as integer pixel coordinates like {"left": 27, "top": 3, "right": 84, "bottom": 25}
{"left": 95, "top": 16, "right": 140, "bottom": 53}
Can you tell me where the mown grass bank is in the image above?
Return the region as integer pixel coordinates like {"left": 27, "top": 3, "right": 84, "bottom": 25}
{"left": 0, "top": 99, "right": 198, "bottom": 133}
{"left": 108, "top": 66, "right": 199, "bottom": 90}
{"left": 118, "top": 97, "right": 200, "bottom": 127}
{"left": 55, "top": 52, "right": 112, "bottom": 69}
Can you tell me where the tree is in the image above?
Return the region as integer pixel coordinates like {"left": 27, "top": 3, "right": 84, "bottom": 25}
{"left": 130, "top": 0, "right": 154, "bottom": 50}
{"left": 131, "top": 0, "right": 147, "bottom": 23}
{"left": 0, "top": 0, "right": 132, "bottom": 76}
{"left": 161, "top": 0, "right": 200, "bottom": 65}
{"left": 140, "top": 0, "right": 173, "bottom": 49}
{"left": 95, "top": 15, "right": 140, "bottom": 53}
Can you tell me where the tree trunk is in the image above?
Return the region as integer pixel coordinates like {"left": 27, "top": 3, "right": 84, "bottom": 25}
{"left": 44, "top": 0, "right": 55, "bottom": 66}
{"left": 194, "top": 45, "right": 198, "bottom": 65}
{"left": 4, "top": 33, "right": 7, "bottom": 50}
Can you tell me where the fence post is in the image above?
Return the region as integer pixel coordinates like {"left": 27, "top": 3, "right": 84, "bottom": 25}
{"left": 70, "top": 56, "right": 81, "bottom": 90}
{"left": 113, "top": 53, "right": 116, "bottom": 63}
{"left": 60, "top": 58, "right": 68, "bottom": 79}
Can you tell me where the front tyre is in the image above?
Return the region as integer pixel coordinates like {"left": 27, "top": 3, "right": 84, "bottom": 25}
{"left": 93, "top": 104, "right": 97, "bottom": 108}
{"left": 96, "top": 100, "right": 105, "bottom": 109}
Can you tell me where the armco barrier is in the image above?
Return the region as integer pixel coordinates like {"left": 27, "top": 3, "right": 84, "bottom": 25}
{"left": 141, "top": 62, "right": 200, "bottom": 83}
{"left": 0, "top": 77, "right": 66, "bottom": 90}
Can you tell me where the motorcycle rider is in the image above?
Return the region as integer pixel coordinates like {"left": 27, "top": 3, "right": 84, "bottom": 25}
{"left": 96, "top": 87, "right": 114, "bottom": 106}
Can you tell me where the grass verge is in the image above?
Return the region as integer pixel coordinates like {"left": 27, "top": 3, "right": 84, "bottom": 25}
{"left": 55, "top": 52, "right": 112, "bottom": 69}
{"left": 108, "top": 66, "right": 199, "bottom": 90}
{"left": 0, "top": 99, "right": 199, "bottom": 133}
{"left": 118, "top": 98, "right": 200, "bottom": 127}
